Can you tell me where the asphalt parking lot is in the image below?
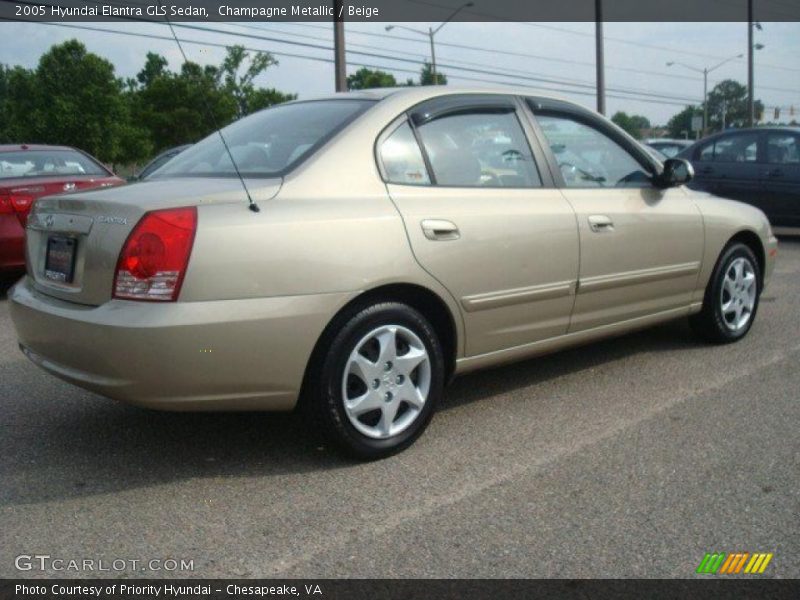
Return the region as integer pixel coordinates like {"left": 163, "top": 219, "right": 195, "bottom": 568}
{"left": 1, "top": 239, "right": 798, "bottom": 580}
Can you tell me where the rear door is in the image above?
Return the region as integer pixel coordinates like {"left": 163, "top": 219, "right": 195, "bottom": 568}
{"left": 526, "top": 98, "right": 704, "bottom": 332}
{"left": 761, "top": 130, "right": 800, "bottom": 228}
{"left": 689, "top": 132, "right": 761, "bottom": 208}
{"left": 379, "top": 94, "right": 579, "bottom": 356}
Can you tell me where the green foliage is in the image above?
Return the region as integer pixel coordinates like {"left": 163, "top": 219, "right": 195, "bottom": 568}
{"left": 611, "top": 111, "right": 651, "bottom": 139}
{"left": 420, "top": 61, "right": 447, "bottom": 86}
{"left": 666, "top": 105, "right": 701, "bottom": 139}
{"left": 347, "top": 67, "right": 397, "bottom": 90}
{"left": 0, "top": 40, "right": 296, "bottom": 165}
{"left": 705, "top": 79, "right": 763, "bottom": 131}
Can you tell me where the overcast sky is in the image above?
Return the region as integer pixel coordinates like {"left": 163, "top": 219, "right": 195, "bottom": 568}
{"left": 2, "top": 20, "right": 798, "bottom": 126}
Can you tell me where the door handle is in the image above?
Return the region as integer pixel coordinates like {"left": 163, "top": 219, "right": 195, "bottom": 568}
{"left": 766, "top": 168, "right": 784, "bottom": 178}
{"left": 588, "top": 215, "right": 614, "bottom": 233}
{"left": 421, "top": 219, "right": 460, "bottom": 241}
{"left": 700, "top": 167, "right": 714, "bottom": 175}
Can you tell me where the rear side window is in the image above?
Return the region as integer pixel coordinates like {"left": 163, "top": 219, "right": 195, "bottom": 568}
{"left": 379, "top": 122, "right": 430, "bottom": 185}
{"left": 766, "top": 133, "right": 799, "bottom": 164}
{"left": 0, "top": 149, "right": 108, "bottom": 180}
{"left": 416, "top": 111, "right": 541, "bottom": 188}
{"left": 155, "top": 99, "right": 374, "bottom": 178}
{"left": 696, "top": 133, "right": 759, "bottom": 163}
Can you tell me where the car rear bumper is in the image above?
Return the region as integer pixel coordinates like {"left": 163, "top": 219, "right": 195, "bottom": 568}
{"left": 9, "top": 277, "right": 353, "bottom": 411}
{"left": 0, "top": 213, "right": 25, "bottom": 272}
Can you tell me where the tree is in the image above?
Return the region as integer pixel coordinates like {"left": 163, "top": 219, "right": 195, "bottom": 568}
{"left": 21, "top": 40, "right": 150, "bottom": 164}
{"left": 420, "top": 61, "right": 447, "bottom": 86}
{"left": 220, "top": 45, "right": 294, "bottom": 117}
{"left": 665, "top": 105, "right": 702, "bottom": 139}
{"left": 131, "top": 45, "right": 295, "bottom": 153}
{"left": 0, "top": 65, "right": 37, "bottom": 143}
{"left": 611, "top": 111, "right": 651, "bottom": 139}
{"left": 347, "top": 67, "right": 397, "bottom": 90}
{"left": 705, "top": 79, "right": 763, "bottom": 131}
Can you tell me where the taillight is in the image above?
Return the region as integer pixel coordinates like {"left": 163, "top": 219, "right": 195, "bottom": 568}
{"left": 113, "top": 207, "right": 197, "bottom": 302}
{"left": 0, "top": 192, "right": 11, "bottom": 214}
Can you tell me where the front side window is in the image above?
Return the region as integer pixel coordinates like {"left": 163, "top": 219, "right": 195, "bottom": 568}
{"left": 0, "top": 149, "right": 108, "bottom": 180}
{"left": 379, "top": 122, "right": 430, "bottom": 185}
{"left": 155, "top": 100, "right": 374, "bottom": 178}
{"left": 415, "top": 111, "right": 541, "bottom": 187}
{"left": 766, "top": 133, "right": 799, "bottom": 164}
{"left": 536, "top": 114, "right": 650, "bottom": 188}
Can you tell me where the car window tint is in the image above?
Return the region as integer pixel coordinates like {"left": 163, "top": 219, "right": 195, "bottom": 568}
{"left": 711, "top": 133, "right": 758, "bottom": 163}
{"left": 0, "top": 149, "right": 108, "bottom": 180}
{"left": 536, "top": 115, "right": 650, "bottom": 188}
{"left": 416, "top": 111, "right": 541, "bottom": 188}
{"left": 697, "top": 143, "right": 715, "bottom": 162}
{"left": 766, "top": 133, "right": 800, "bottom": 164}
{"left": 379, "top": 121, "right": 430, "bottom": 185}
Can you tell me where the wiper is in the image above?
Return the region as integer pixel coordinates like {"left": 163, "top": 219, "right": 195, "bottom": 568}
{"left": 157, "top": 0, "right": 259, "bottom": 213}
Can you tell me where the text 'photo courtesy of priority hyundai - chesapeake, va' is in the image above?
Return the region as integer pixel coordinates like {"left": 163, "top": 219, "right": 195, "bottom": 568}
{"left": 0, "top": 0, "right": 798, "bottom": 596}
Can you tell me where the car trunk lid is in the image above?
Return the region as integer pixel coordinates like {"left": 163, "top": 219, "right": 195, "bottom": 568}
{"left": 26, "top": 177, "right": 281, "bottom": 306}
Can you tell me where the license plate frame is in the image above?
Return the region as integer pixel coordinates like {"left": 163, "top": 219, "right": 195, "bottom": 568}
{"left": 44, "top": 235, "right": 77, "bottom": 284}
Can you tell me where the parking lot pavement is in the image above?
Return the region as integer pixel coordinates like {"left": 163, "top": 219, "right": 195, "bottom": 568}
{"left": 0, "top": 239, "right": 798, "bottom": 580}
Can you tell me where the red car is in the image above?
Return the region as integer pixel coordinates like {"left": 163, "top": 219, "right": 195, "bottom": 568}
{"left": 0, "top": 144, "right": 125, "bottom": 275}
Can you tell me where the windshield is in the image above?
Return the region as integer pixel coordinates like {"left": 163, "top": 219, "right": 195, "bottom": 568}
{"left": 0, "top": 149, "right": 108, "bottom": 180}
{"left": 154, "top": 100, "right": 374, "bottom": 178}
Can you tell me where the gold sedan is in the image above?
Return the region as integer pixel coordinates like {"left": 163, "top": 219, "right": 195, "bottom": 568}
{"left": 9, "top": 87, "right": 778, "bottom": 458}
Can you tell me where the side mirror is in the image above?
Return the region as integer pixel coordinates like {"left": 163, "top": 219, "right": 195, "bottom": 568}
{"left": 655, "top": 158, "right": 693, "bottom": 188}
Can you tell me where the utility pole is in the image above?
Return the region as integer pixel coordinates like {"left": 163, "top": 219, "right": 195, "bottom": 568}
{"left": 595, "top": 0, "right": 606, "bottom": 115}
{"left": 333, "top": 0, "right": 347, "bottom": 92}
{"left": 747, "top": 0, "right": 754, "bottom": 126}
{"left": 429, "top": 27, "right": 437, "bottom": 85}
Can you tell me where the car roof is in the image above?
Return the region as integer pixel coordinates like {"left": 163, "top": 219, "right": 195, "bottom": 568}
{"left": 293, "top": 85, "right": 575, "bottom": 105}
{"left": 0, "top": 144, "right": 82, "bottom": 152}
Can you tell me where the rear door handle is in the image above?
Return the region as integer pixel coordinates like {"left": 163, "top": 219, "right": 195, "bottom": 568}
{"left": 421, "top": 219, "right": 460, "bottom": 241}
{"left": 588, "top": 215, "right": 614, "bottom": 233}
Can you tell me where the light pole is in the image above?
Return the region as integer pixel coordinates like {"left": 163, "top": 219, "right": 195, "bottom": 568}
{"left": 385, "top": 2, "right": 474, "bottom": 85}
{"left": 748, "top": 17, "right": 764, "bottom": 126}
{"left": 595, "top": 0, "right": 605, "bottom": 115}
{"left": 333, "top": 0, "right": 346, "bottom": 92}
{"left": 666, "top": 53, "right": 742, "bottom": 136}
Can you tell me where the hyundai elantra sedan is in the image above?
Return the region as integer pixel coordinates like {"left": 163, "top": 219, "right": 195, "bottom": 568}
{"left": 9, "top": 87, "right": 778, "bottom": 458}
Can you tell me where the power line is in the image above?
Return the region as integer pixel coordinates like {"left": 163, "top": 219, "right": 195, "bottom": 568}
{"left": 1, "top": 18, "right": 704, "bottom": 108}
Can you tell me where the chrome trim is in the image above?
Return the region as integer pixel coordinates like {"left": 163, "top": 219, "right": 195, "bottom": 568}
{"left": 578, "top": 262, "right": 701, "bottom": 293}
{"left": 461, "top": 280, "right": 575, "bottom": 312}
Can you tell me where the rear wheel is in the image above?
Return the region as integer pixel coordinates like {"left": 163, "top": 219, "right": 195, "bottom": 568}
{"left": 690, "top": 242, "right": 761, "bottom": 343}
{"left": 307, "top": 302, "right": 444, "bottom": 459}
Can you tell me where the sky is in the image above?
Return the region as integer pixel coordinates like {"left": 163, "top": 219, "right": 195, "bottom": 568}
{"left": 1, "top": 20, "right": 799, "bottom": 127}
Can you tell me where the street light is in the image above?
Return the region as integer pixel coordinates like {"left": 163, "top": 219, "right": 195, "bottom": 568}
{"left": 666, "top": 53, "right": 743, "bottom": 137}
{"left": 385, "top": 2, "right": 474, "bottom": 85}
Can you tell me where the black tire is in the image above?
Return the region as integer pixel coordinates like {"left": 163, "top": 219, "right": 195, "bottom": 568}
{"left": 305, "top": 302, "right": 445, "bottom": 459}
{"left": 690, "top": 242, "right": 761, "bottom": 344}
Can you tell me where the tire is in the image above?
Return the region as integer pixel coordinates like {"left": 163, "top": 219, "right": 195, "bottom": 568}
{"left": 690, "top": 242, "right": 761, "bottom": 344}
{"left": 305, "top": 302, "right": 445, "bottom": 459}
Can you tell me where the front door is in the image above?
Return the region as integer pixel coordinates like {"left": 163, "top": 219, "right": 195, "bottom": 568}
{"left": 761, "top": 130, "right": 800, "bottom": 228}
{"left": 527, "top": 102, "right": 704, "bottom": 332}
{"left": 378, "top": 95, "right": 579, "bottom": 356}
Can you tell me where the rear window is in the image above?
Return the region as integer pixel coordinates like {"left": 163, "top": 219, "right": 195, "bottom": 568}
{"left": 154, "top": 100, "right": 374, "bottom": 179}
{"left": 0, "top": 149, "right": 108, "bottom": 180}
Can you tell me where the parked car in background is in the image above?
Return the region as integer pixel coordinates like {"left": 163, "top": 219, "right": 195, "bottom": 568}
{"left": 0, "top": 145, "right": 125, "bottom": 275}
{"left": 643, "top": 145, "right": 667, "bottom": 162}
{"left": 677, "top": 127, "right": 800, "bottom": 232}
{"left": 9, "top": 88, "right": 777, "bottom": 458}
{"left": 129, "top": 144, "right": 191, "bottom": 182}
{"left": 644, "top": 138, "right": 694, "bottom": 158}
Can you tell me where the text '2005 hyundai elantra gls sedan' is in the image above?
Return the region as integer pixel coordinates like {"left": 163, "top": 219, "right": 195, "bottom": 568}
{"left": 9, "top": 87, "right": 778, "bottom": 458}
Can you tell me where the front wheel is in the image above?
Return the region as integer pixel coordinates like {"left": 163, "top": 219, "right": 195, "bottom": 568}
{"left": 690, "top": 242, "right": 761, "bottom": 343}
{"left": 308, "top": 302, "right": 445, "bottom": 459}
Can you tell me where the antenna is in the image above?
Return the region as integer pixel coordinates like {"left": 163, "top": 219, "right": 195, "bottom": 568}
{"left": 156, "top": 0, "right": 260, "bottom": 213}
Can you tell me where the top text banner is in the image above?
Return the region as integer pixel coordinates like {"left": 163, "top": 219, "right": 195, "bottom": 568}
{"left": 2, "top": 0, "right": 800, "bottom": 22}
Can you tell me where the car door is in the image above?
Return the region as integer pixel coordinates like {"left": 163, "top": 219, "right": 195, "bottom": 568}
{"left": 688, "top": 132, "right": 762, "bottom": 208}
{"left": 378, "top": 94, "right": 579, "bottom": 356}
{"left": 761, "top": 130, "right": 800, "bottom": 228}
{"left": 525, "top": 98, "right": 704, "bottom": 332}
